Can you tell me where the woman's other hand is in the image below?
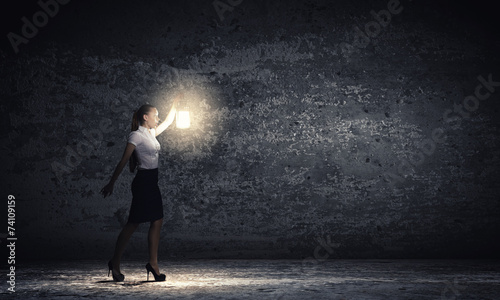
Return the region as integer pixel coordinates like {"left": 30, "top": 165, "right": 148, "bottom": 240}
{"left": 100, "top": 183, "right": 114, "bottom": 198}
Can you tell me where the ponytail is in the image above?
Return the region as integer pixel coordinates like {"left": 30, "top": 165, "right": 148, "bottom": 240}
{"left": 129, "top": 105, "right": 155, "bottom": 173}
{"left": 131, "top": 111, "right": 139, "bottom": 131}
{"left": 129, "top": 111, "right": 139, "bottom": 172}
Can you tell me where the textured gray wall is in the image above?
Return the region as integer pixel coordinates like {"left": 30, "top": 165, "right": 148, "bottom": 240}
{"left": 1, "top": 0, "right": 499, "bottom": 260}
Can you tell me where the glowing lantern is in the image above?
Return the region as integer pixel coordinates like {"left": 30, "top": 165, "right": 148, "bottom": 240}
{"left": 176, "top": 102, "right": 191, "bottom": 129}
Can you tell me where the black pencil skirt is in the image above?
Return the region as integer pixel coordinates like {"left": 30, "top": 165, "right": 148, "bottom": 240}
{"left": 128, "top": 168, "right": 164, "bottom": 223}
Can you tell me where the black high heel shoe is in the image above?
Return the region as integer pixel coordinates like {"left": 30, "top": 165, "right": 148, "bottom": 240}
{"left": 145, "top": 263, "right": 166, "bottom": 281}
{"left": 108, "top": 260, "right": 125, "bottom": 282}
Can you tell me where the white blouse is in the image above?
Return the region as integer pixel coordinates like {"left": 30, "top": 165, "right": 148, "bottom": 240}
{"left": 127, "top": 125, "right": 161, "bottom": 170}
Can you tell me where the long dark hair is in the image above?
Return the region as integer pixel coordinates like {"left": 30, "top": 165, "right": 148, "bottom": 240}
{"left": 129, "top": 104, "right": 155, "bottom": 172}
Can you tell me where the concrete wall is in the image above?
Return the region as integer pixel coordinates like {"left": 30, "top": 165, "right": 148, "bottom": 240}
{"left": 1, "top": 0, "right": 499, "bottom": 260}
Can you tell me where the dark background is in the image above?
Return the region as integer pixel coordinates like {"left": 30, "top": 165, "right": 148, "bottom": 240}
{"left": 1, "top": 0, "right": 499, "bottom": 261}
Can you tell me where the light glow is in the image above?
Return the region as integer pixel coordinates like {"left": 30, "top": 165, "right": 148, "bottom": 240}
{"left": 176, "top": 110, "right": 191, "bottom": 129}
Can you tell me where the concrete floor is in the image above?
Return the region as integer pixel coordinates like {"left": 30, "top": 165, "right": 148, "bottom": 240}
{"left": 2, "top": 259, "right": 499, "bottom": 299}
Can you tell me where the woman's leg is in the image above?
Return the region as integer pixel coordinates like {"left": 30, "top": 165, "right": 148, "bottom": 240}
{"left": 111, "top": 222, "right": 139, "bottom": 273}
{"left": 148, "top": 218, "right": 163, "bottom": 274}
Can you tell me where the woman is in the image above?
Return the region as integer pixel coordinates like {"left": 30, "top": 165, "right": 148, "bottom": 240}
{"left": 100, "top": 97, "right": 179, "bottom": 282}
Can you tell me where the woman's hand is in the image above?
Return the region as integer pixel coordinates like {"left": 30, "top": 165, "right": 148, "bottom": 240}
{"left": 173, "top": 92, "right": 184, "bottom": 107}
{"left": 100, "top": 182, "right": 114, "bottom": 198}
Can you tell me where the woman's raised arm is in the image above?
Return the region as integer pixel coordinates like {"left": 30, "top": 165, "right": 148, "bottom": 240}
{"left": 155, "top": 94, "right": 182, "bottom": 136}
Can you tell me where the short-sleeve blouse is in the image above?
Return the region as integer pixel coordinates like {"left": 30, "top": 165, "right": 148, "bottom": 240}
{"left": 127, "top": 125, "right": 161, "bottom": 170}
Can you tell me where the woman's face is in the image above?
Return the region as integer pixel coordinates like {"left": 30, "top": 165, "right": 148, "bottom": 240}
{"left": 143, "top": 108, "right": 160, "bottom": 129}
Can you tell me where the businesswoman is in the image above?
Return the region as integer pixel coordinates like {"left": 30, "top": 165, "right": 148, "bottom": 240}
{"left": 100, "top": 96, "right": 179, "bottom": 282}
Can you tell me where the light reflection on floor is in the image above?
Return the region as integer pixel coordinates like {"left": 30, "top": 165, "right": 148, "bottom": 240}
{"left": 2, "top": 259, "right": 500, "bottom": 299}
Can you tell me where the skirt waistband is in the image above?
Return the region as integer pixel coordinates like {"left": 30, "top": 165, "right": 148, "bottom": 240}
{"left": 134, "top": 168, "right": 159, "bottom": 182}
{"left": 137, "top": 168, "right": 158, "bottom": 173}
